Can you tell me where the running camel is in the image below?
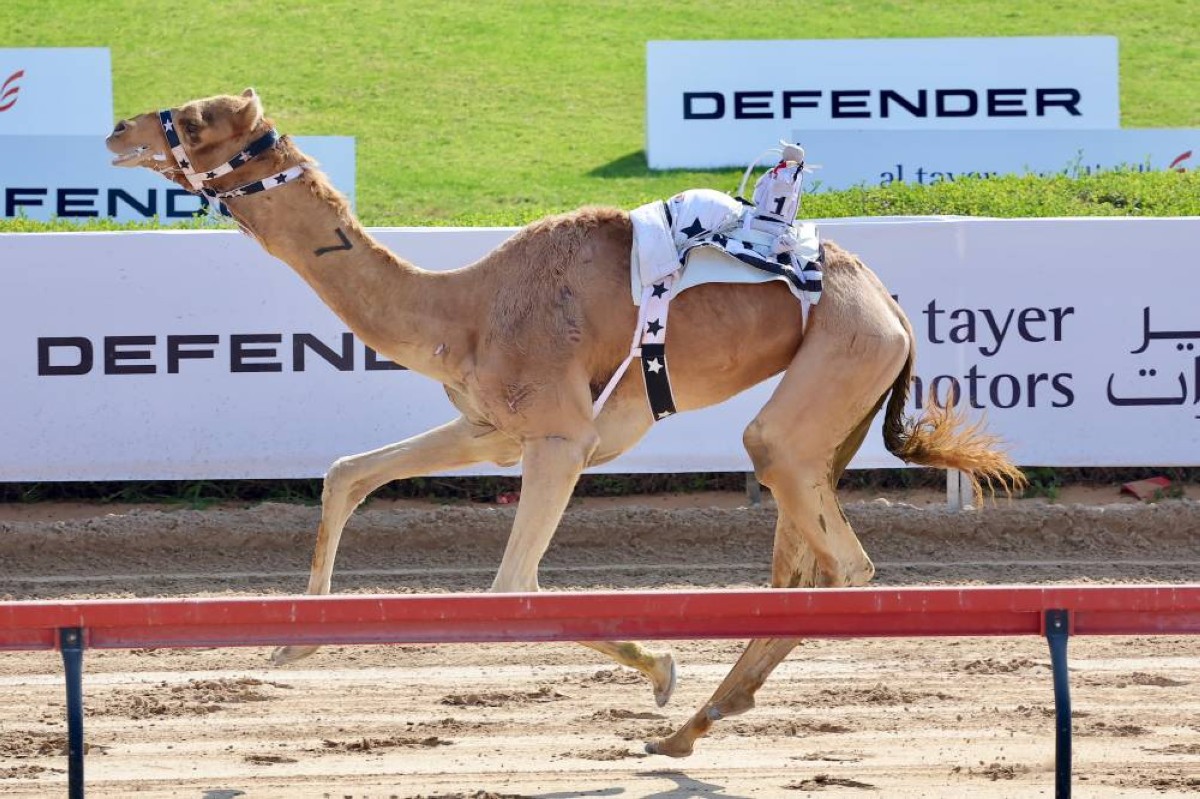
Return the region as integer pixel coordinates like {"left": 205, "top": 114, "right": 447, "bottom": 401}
{"left": 106, "top": 89, "right": 1024, "bottom": 757}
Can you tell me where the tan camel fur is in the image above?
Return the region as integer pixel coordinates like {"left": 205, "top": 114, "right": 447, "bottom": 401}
{"left": 107, "top": 90, "right": 1025, "bottom": 757}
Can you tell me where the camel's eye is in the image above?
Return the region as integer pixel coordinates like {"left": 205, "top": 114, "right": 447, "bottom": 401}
{"left": 184, "top": 120, "right": 201, "bottom": 139}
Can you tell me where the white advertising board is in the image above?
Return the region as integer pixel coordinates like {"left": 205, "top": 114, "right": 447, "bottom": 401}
{"left": 785, "top": 129, "right": 1198, "bottom": 191}
{"left": 0, "top": 136, "right": 356, "bottom": 221}
{"left": 2, "top": 217, "right": 1198, "bottom": 481}
{"left": 0, "top": 48, "right": 113, "bottom": 136}
{"left": 646, "top": 37, "right": 1120, "bottom": 168}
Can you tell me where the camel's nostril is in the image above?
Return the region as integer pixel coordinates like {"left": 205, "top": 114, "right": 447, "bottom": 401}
{"left": 111, "top": 120, "right": 128, "bottom": 136}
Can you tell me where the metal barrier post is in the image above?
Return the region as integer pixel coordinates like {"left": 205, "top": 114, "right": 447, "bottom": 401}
{"left": 1044, "top": 609, "right": 1072, "bottom": 799}
{"left": 59, "top": 627, "right": 85, "bottom": 799}
{"left": 945, "top": 468, "right": 974, "bottom": 510}
{"left": 744, "top": 472, "right": 762, "bottom": 506}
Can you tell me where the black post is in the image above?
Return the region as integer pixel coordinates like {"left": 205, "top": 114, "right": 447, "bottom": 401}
{"left": 59, "top": 627, "right": 85, "bottom": 799}
{"left": 1044, "top": 609, "right": 1071, "bottom": 799}
{"left": 744, "top": 473, "right": 762, "bottom": 506}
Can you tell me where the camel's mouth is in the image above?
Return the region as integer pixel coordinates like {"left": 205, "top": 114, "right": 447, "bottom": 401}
{"left": 109, "top": 145, "right": 149, "bottom": 166}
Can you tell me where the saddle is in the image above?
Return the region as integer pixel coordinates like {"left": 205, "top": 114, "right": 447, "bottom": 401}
{"left": 594, "top": 143, "right": 823, "bottom": 420}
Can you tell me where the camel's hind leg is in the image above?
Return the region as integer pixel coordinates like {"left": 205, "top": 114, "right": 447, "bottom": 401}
{"left": 647, "top": 514, "right": 807, "bottom": 756}
{"left": 272, "top": 415, "right": 520, "bottom": 666}
{"left": 649, "top": 269, "right": 909, "bottom": 756}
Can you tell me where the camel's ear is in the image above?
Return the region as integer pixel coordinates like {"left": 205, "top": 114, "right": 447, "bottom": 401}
{"left": 238, "top": 88, "right": 263, "bottom": 129}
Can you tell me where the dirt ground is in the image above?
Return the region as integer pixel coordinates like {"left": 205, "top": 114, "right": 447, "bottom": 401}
{"left": 0, "top": 486, "right": 1198, "bottom": 798}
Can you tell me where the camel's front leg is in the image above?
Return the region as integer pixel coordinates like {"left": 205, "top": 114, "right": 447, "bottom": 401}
{"left": 492, "top": 432, "right": 677, "bottom": 706}
{"left": 272, "top": 416, "right": 518, "bottom": 666}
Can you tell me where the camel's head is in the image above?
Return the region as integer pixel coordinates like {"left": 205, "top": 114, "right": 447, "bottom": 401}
{"left": 106, "top": 88, "right": 266, "bottom": 189}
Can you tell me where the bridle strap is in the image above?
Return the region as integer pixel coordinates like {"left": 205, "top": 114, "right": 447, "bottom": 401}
{"left": 158, "top": 109, "right": 280, "bottom": 190}
{"left": 157, "top": 108, "right": 299, "bottom": 217}
{"left": 197, "top": 130, "right": 280, "bottom": 183}
{"left": 201, "top": 165, "right": 307, "bottom": 202}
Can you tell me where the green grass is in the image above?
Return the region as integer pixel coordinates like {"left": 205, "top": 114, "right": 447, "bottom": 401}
{"left": 5, "top": 0, "right": 1198, "bottom": 226}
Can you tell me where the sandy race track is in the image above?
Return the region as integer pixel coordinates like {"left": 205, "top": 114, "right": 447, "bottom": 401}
{"left": 0, "top": 492, "right": 1198, "bottom": 798}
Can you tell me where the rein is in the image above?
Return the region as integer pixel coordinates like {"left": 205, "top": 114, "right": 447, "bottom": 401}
{"left": 157, "top": 108, "right": 303, "bottom": 217}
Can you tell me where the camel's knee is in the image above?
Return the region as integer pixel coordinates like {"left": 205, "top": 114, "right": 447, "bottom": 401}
{"left": 743, "top": 416, "right": 796, "bottom": 487}
{"left": 322, "top": 455, "right": 371, "bottom": 509}
{"left": 744, "top": 415, "right": 831, "bottom": 487}
{"left": 567, "top": 430, "right": 602, "bottom": 467}
{"left": 527, "top": 429, "right": 599, "bottom": 469}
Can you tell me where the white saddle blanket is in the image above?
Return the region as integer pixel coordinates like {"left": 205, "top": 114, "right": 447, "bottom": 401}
{"left": 629, "top": 188, "right": 823, "bottom": 307}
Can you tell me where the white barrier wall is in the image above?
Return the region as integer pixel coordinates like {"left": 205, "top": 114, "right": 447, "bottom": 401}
{"left": 2, "top": 217, "right": 1199, "bottom": 480}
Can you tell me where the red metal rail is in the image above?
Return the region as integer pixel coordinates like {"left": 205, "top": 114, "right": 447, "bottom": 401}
{"left": 2, "top": 584, "right": 1198, "bottom": 651}
{"left": 4, "top": 584, "right": 1198, "bottom": 799}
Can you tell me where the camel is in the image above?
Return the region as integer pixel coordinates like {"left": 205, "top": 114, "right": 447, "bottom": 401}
{"left": 106, "top": 89, "right": 1024, "bottom": 757}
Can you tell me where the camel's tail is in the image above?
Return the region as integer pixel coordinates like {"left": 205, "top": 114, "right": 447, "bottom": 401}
{"left": 881, "top": 316, "right": 1027, "bottom": 503}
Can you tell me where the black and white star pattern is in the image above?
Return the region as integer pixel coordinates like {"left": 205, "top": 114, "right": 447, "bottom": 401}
{"left": 679, "top": 217, "right": 707, "bottom": 239}
{"left": 156, "top": 109, "right": 285, "bottom": 198}
{"left": 207, "top": 166, "right": 306, "bottom": 205}
{"left": 636, "top": 274, "right": 677, "bottom": 421}
{"left": 662, "top": 189, "right": 824, "bottom": 305}
{"left": 640, "top": 342, "right": 676, "bottom": 419}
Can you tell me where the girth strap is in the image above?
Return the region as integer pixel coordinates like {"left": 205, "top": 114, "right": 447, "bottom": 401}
{"left": 592, "top": 274, "right": 678, "bottom": 420}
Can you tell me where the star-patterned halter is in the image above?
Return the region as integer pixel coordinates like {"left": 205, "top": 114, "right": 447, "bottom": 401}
{"left": 157, "top": 108, "right": 303, "bottom": 216}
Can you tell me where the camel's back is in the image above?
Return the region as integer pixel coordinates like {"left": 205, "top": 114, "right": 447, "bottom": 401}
{"left": 464, "top": 208, "right": 892, "bottom": 413}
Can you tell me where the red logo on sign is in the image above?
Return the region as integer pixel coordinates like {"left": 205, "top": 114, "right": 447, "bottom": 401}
{"left": 0, "top": 69, "right": 23, "bottom": 112}
{"left": 1167, "top": 151, "right": 1193, "bottom": 172}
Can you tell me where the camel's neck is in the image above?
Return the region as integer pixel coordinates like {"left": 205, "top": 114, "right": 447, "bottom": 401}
{"left": 224, "top": 164, "right": 473, "bottom": 385}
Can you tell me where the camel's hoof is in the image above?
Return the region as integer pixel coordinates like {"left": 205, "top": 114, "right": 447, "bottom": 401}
{"left": 645, "top": 735, "right": 694, "bottom": 758}
{"left": 270, "top": 644, "right": 320, "bottom": 666}
{"left": 651, "top": 653, "right": 677, "bottom": 707}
